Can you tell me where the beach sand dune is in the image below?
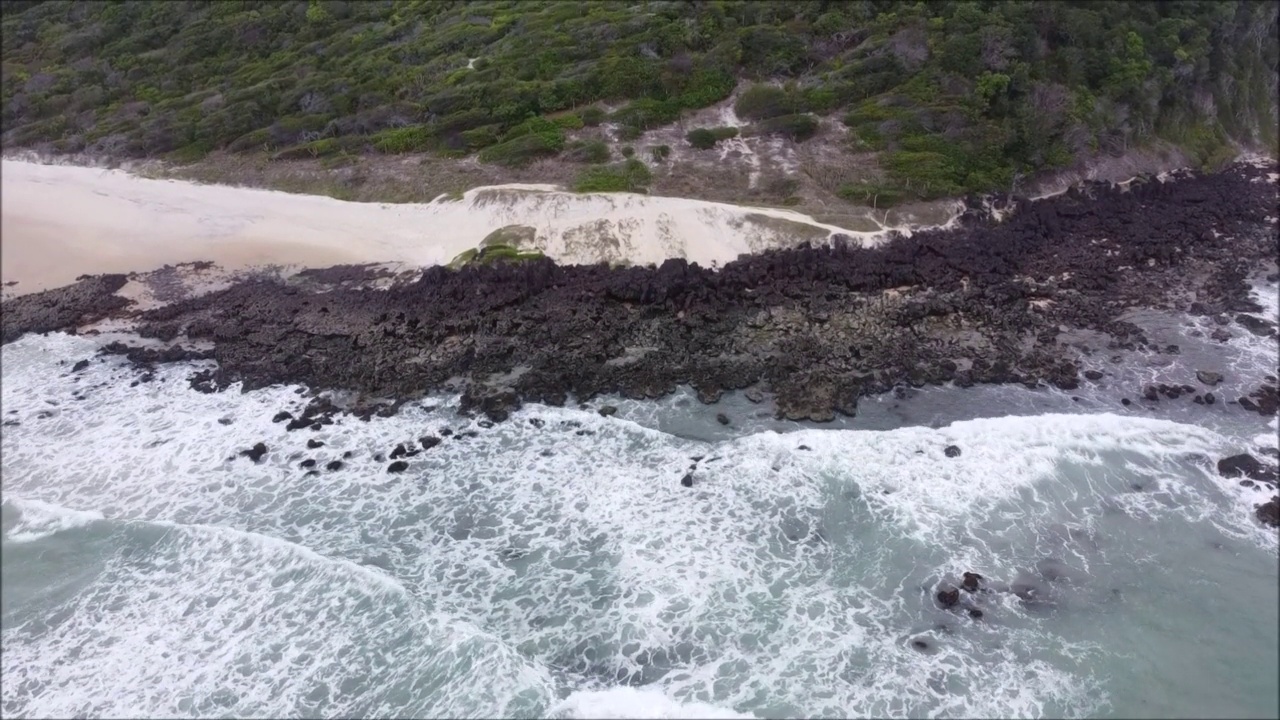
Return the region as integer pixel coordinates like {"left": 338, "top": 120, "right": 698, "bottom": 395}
{"left": 1, "top": 159, "right": 933, "bottom": 295}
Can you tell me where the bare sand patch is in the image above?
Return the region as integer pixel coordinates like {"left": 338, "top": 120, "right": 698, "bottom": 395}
{"left": 1, "top": 158, "right": 959, "bottom": 295}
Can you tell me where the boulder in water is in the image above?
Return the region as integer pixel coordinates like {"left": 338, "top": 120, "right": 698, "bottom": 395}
{"left": 680, "top": 472, "right": 694, "bottom": 487}
{"left": 1084, "top": 370, "right": 1104, "bottom": 381}
{"left": 325, "top": 460, "right": 344, "bottom": 471}
{"left": 307, "top": 439, "right": 325, "bottom": 449}
{"left": 716, "top": 412, "right": 731, "bottom": 426}
{"left": 936, "top": 587, "right": 960, "bottom": 608}
{"left": 239, "top": 442, "right": 268, "bottom": 463}
{"left": 1196, "top": 370, "right": 1223, "bottom": 386}
{"left": 1256, "top": 497, "right": 1279, "bottom": 527}
{"left": 420, "top": 435, "right": 442, "bottom": 450}
{"left": 387, "top": 460, "right": 408, "bottom": 473}
{"left": 598, "top": 405, "right": 618, "bottom": 417}
{"left": 71, "top": 359, "right": 90, "bottom": 372}
{"left": 1217, "top": 454, "right": 1276, "bottom": 483}
{"left": 944, "top": 445, "right": 962, "bottom": 458}
{"left": 272, "top": 411, "right": 294, "bottom": 423}
{"left": 961, "top": 572, "right": 983, "bottom": 592}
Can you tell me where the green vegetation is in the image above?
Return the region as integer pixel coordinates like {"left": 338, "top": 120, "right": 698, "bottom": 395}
{"left": 573, "top": 158, "right": 652, "bottom": 193}
{"left": 1, "top": 0, "right": 1275, "bottom": 204}
{"left": 686, "top": 126, "right": 740, "bottom": 150}
{"left": 449, "top": 241, "right": 545, "bottom": 269}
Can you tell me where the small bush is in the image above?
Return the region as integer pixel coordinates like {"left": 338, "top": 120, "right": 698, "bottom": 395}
{"left": 611, "top": 98, "right": 681, "bottom": 134}
{"left": 552, "top": 113, "right": 584, "bottom": 130}
{"left": 573, "top": 158, "right": 652, "bottom": 193}
{"left": 686, "top": 125, "right": 738, "bottom": 149}
{"left": 564, "top": 139, "right": 610, "bottom": 163}
{"left": 478, "top": 131, "right": 564, "bottom": 167}
{"left": 371, "top": 124, "right": 434, "bottom": 153}
{"left": 620, "top": 145, "right": 634, "bottom": 158}
{"left": 460, "top": 123, "right": 503, "bottom": 150}
{"left": 650, "top": 144, "right": 671, "bottom": 161}
{"left": 750, "top": 113, "right": 819, "bottom": 142}
{"left": 734, "top": 84, "right": 793, "bottom": 120}
{"left": 580, "top": 106, "right": 606, "bottom": 126}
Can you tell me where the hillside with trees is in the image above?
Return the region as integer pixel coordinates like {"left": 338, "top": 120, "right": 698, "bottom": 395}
{"left": 2, "top": 0, "right": 1276, "bottom": 206}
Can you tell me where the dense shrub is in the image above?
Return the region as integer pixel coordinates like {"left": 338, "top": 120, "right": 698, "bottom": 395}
{"left": 573, "top": 158, "right": 652, "bottom": 192}
{"left": 686, "top": 126, "right": 739, "bottom": 149}
{"left": 477, "top": 131, "right": 564, "bottom": 166}
{"left": 749, "top": 114, "right": 819, "bottom": 142}
{"left": 1, "top": 0, "right": 1274, "bottom": 180}
{"left": 563, "top": 139, "right": 610, "bottom": 163}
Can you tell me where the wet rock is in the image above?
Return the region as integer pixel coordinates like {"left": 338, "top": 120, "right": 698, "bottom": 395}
{"left": 239, "top": 442, "right": 268, "bottom": 463}
{"left": 307, "top": 439, "right": 325, "bottom": 449}
{"left": 1235, "top": 314, "right": 1276, "bottom": 336}
{"left": 1196, "top": 370, "right": 1223, "bottom": 386}
{"left": 218, "top": 418, "right": 233, "bottom": 425}
{"left": 1218, "top": 454, "right": 1276, "bottom": 483}
{"left": 1203, "top": 392, "right": 1215, "bottom": 405}
{"left": 342, "top": 450, "right": 353, "bottom": 459}
{"left": 1084, "top": 370, "right": 1104, "bottom": 381}
{"left": 944, "top": 445, "right": 962, "bottom": 458}
{"left": 1210, "top": 328, "right": 1233, "bottom": 342}
{"left": 716, "top": 413, "right": 731, "bottom": 426}
{"left": 598, "top": 405, "right": 618, "bottom": 417}
{"left": 285, "top": 416, "right": 312, "bottom": 431}
{"left": 325, "top": 460, "right": 344, "bottom": 471}
{"left": 390, "top": 443, "right": 408, "bottom": 460}
{"left": 300, "top": 459, "right": 316, "bottom": 468}
{"left": 420, "top": 436, "right": 441, "bottom": 450}
{"left": 967, "top": 608, "right": 984, "bottom": 619}
{"left": 744, "top": 388, "right": 765, "bottom": 404}
{"left": 961, "top": 572, "right": 983, "bottom": 592}
{"left": 71, "top": 359, "right": 90, "bottom": 372}
{"left": 910, "top": 638, "right": 931, "bottom": 652}
{"left": 387, "top": 460, "right": 409, "bottom": 473}
{"left": 1241, "top": 479, "right": 1255, "bottom": 487}
{"left": 1121, "top": 398, "right": 1131, "bottom": 406}
{"left": 272, "top": 411, "right": 294, "bottom": 423}
{"left": 440, "top": 428, "right": 454, "bottom": 437}
{"left": 1143, "top": 385, "right": 1160, "bottom": 402}
{"left": 477, "top": 420, "right": 494, "bottom": 429}
{"left": 680, "top": 472, "right": 694, "bottom": 487}
{"left": 797, "top": 445, "right": 811, "bottom": 451}
{"left": 1239, "top": 397, "right": 1260, "bottom": 412}
{"left": 1256, "top": 497, "right": 1279, "bottom": 527}
{"left": 1193, "top": 395, "right": 1205, "bottom": 405}
{"left": 936, "top": 587, "right": 960, "bottom": 608}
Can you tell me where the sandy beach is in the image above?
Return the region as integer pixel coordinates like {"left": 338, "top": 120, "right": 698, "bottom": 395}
{"left": 0, "top": 159, "right": 928, "bottom": 295}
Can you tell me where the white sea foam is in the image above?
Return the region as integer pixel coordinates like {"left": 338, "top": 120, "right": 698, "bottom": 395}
{"left": 2, "top": 332, "right": 1276, "bottom": 718}
{"left": 2, "top": 497, "right": 104, "bottom": 543}
{"left": 550, "top": 686, "right": 752, "bottom": 719}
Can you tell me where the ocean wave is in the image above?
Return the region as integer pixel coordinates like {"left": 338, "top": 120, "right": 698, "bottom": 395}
{"left": 2, "top": 332, "right": 1277, "bottom": 718}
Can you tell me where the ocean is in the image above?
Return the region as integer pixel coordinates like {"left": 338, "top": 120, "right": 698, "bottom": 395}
{"left": 2, "top": 282, "right": 1277, "bottom": 719}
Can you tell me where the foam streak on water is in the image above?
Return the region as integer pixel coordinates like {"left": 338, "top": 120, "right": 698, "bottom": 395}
{"left": 2, "top": 333, "right": 1277, "bottom": 719}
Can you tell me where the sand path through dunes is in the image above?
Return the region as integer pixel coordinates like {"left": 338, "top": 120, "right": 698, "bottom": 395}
{"left": 1, "top": 159, "right": 925, "bottom": 295}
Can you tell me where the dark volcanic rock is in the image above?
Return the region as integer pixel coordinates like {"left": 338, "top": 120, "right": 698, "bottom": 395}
{"left": 239, "top": 442, "right": 268, "bottom": 463}
{"left": 1196, "top": 370, "right": 1223, "bottom": 386}
{"left": 1257, "top": 497, "right": 1279, "bottom": 527}
{"left": 387, "top": 460, "right": 409, "bottom": 473}
{"left": 936, "top": 587, "right": 961, "bottom": 609}
{"left": 1217, "top": 454, "right": 1277, "bottom": 483}
{"left": 300, "top": 459, "right": 316, "bottom": 468}
{"left": 961, "top": 572, "right": 983, "bottom": 592}
{"left": 325, "top": 460, "right": 344, "bottom": 471}
{"left": 680, "top": 472, "right": 694, "bottom": 487}
{"left": 598, "top": 405, "right": 618, "bottom": 417}
{"left": 420, "top": 436, "right": 442, "bottom": 450}
{"left": 272, "top": 411, "right": 294, "bottom": 423}
{"left": 944, "top": 445, "right": 962, "bottom": 458}
{"left": 1083, "top": 370, "right": 1104, "bottom": 381}
{"left": 71, "top": 359, "right": 90, "bottom": 372}
{"left": 1235, "top": 314, "right": 1276, "bottom": 337}
{"left": 307, "top": 439, "right": 325, "bottom": 449}
{"left": 31, "top": 162, "right": 1278, "bottom": 426}
{"left": 1, "top": 274, "right": 131, "bottom": 344}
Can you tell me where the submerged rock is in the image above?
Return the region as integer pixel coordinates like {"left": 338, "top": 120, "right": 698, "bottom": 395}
{"left": 935, "top": 587, "right": 960, "bottom": 608}
{"left": 1196, "top": 370, "right": 1224, "bottom": 386}
{"left": 944, "top": 445, "right": 962, "bottom": 458}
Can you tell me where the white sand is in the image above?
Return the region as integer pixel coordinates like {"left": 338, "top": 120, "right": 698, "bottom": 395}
{"left": 1, "top": 158, "right": 939, "bottom": 294}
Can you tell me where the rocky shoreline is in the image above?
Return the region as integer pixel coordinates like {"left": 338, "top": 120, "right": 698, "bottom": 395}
{"left": 3, "top": 162, "right": 1279, "bottom": 518}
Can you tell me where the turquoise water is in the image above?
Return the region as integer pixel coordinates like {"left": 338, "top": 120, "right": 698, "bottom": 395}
{"left": 2, "top": 324, "right": 1277, "bottom": 718}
